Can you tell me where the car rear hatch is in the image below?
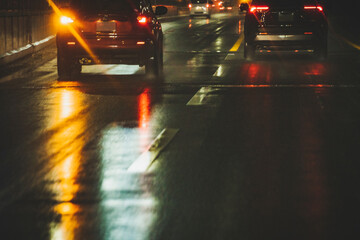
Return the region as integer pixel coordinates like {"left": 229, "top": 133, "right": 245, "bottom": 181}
{"left": 71, "top": 0, "right": 147, "bottom": 39}
{"left": 252, "top": 0, "right": 324, "bottom": 34}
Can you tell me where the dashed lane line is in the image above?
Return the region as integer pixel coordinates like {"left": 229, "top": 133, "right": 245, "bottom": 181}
{"left": 229, "top": 34, "right": 244, "bottom": 52}
{"left": 127, "top": 128, "right": 179, "bottom": 173}
{"left": 187, "top": 86, "right": 222, "bottom": 106}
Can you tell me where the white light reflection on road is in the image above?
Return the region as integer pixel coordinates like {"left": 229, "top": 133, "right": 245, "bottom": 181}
{"left": 82, "top": 64, "right": 141, "bottom": 75}
{"left": 100, "top": 90, "right": 156, "bottom": 239}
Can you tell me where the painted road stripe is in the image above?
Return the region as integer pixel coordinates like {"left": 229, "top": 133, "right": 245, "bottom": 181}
{"left": 213, "top": 65, "right": 231, "bottom": 77}
{"left": 229, "top": 34, "right": 244, "bottom": 52}
{"left": 207, "top": 84, "right": 359, "bottom": 88}
{"left": 187, "top": 86, "right": 221, "bottom": 105}
{"left": 127, "top": 128, "right": 179, "bottom": 173}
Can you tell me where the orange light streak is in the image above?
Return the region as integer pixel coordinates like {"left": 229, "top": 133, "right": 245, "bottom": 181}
{"left": 47, "top": 0, "right": 100, "bottom": 64}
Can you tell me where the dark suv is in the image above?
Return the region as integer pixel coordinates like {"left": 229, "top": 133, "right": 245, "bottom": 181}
{"left": 244, "top": 0, "right": 327, "bottom": 60}
{"left": 56, "top": 0, "right": 167, "bottom": 79}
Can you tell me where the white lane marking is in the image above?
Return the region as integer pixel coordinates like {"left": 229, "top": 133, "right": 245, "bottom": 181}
{"left": 224, "top": 53, "right": 237, "bottom": 61}
{"left": 213, "top": 64, "right": 231, "bottom": 77}
{"left": 207, "top": 84, "right": 359, "bottom": 88}
{"left": 187, "top": 86, "right": 222, "bottom": 106}
{"left": 127, "top": 128, "right": 179, "bottom": 173}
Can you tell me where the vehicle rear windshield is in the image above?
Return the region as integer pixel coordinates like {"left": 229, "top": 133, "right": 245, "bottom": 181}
{"left": 70, "top": 0, "right": 140, "bottom": 13}
{"left": 251, "top": 0, "right": 319, "bottom": 8}
{"left": 191, "top": 0, "right": 208, "bottom": 4}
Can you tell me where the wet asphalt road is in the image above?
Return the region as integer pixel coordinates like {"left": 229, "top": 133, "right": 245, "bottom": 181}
{"left": 1, "top": 11, "right": 360, "bottom": 240}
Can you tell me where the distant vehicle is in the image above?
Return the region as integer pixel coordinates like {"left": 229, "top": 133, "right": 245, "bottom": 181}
{"left": 239, "top": 3, "right": 249, "bottom": 12}
{"left": 189, "top": 0, "right": 212, "bottom": 19}
{"left": 220, "top": 2, "right": 233, "bottom": 11}
{"left": 56, "top": 0, "right": 167, "bottom": 80}
{"left": 244, "top": 0, "right": 328, "bottom": 60}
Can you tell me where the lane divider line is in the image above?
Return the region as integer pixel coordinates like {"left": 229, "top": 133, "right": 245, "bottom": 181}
{"left": 229, "top": 34, "right": 244, "bottom": 52}
{"left": 213, "top": 65, "right": 231, "bottom": 77}
{"left": 187, "top": 86, "right": 221, "bottom": 105}
{"left": 207, "top": 84, "right": 358, "bottom": 88}
{"left": 127, "top": 128, "right": 179, "bottom": 173}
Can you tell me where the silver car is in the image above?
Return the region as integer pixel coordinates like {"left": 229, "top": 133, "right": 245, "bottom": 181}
{"left": 189, "top": 0, "right": 212, "bottom": 19}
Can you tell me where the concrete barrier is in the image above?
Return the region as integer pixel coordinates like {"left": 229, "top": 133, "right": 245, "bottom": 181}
{"left": 0, "top": 10, "right": 55, "bottom": 64}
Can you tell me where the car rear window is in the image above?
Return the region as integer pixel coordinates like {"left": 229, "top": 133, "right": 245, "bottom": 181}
{"left": 70, "top": 0, "right": 140, "bottom": 13}
{"left": 191, "top": 0, "right": 208, "bottom": 4}
{"left": 251, "top": 0, "right": 319, "bottom": 8}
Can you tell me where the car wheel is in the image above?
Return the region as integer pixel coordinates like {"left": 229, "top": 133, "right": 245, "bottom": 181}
{"left": 57, "top": 51, "right": 81, "bottom": 80}
{"left": 314, "top": 38, "right": 328, "bottom": 60}
{"left": 145, "top": 46, "right": 162, "bottom": 79}
{"left": 244, "top": 42, "right": 255, "bottom": 60}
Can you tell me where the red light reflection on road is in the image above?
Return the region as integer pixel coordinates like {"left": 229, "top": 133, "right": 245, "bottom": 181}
{"left": 248, "top": 64, "right": 260, "bottom": 80}
{"left": 303, "top": 63, "right": 326, "bottom": 76}
{"left": 243, "top": 63, "right": 272, "bottom": 84}
{"left": 138, "top": 89, "right": 151, "bottom": 130}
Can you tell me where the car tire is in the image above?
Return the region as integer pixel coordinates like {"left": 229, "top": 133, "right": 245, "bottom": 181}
{"left": 57, "top": 51, "right": 81, "bottom": 80}
{"left": 145, "top": 46, "right": 162, "bottom": 79}
{"left": 244, "top": 42, "right": 255, "bottom": 60}
{"left": 314, "top": 38, "right": 328, "bottom": 60}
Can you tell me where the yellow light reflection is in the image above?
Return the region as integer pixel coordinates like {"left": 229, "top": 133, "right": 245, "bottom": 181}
{"left": 47, "top": 89, "right": 86, "bottom": 240}
{"left": 52, "top": 203, "right": 80, "bottom": 240}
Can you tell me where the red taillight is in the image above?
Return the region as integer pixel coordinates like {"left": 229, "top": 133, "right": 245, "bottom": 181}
{"left": 206, "top": 4, "right": 210, "bottom": 8}
{"left": 250, "top": 6, "right": 269, "bottom": 13}
{"left": 304, "top": 5, "right": 323, "bottom": 12}
{"left": 137, "top": 16, "right": 147, "bottom": 24}
{"left": 189, "top": 4, "right": 192, "bottom": 8}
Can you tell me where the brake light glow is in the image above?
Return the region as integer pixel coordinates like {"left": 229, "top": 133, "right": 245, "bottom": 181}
{"left": 206, "top": 4, "right": 210, "bottom": 8}
{"left": 137, "top": 41, "right": 146, "bottom": 45}
{"left": 189, "top": 4, "right": 192, "bottom": 8}
{"left": 137, "top": 16, "right": 147, "bottom": 24}
{"left": 60, "top": 16, "right": 74, "bottom": 25}
{"left": 67, "top": 41, "right": 76, "bottom": 45}
{"left": 304, "top": 5, "right": 323, "bottom": 11}
{"left": 250, "top": 6, "right": 269, "bottom": 13}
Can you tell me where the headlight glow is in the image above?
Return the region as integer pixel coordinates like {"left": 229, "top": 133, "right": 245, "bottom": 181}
{"left": 60, "top": 16, "right": 74, "bottom": 25}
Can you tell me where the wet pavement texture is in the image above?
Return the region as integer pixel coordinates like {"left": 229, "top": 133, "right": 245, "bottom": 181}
{"left": 1, "top": 11, "right": 360, "bottom": 240}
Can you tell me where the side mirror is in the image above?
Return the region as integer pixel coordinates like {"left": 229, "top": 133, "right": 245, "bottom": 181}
{"left": 155, "top": 6, "right": 168, "bottom": 15}
{"left": 240, "top": 3, "right": 249, "bottom": 11}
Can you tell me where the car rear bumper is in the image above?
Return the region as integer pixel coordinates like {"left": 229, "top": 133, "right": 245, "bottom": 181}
{"left": 255, "top": 34, "right": 313, "bottom": 41}
{"left": 246, "top": 26, "right": 327, "bottom": 50}
{"left": 56, "top": 35, "right": 154, "bottom": 65}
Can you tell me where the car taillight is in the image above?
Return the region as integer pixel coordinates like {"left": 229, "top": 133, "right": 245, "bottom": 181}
{"left": 60, "top": 16, "right": 74, "bottom": 25}
{"left": 137, "top": 16, "right": 147, "bottom": 24}
{"left": 249, "top": 6, "right": 269, "bottom": 13}
{"left": 304, "top": 5, "right": 323, "bottom": 12}
{"left": 206, "top": 4, "right": 210, "bottom": 8}
{"left": 189, "top": 4, "right": 192, "bottom": 8}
